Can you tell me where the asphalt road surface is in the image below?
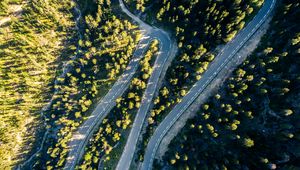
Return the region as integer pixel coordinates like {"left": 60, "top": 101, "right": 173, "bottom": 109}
{"left": 141, "top": 0, "right": 276, "bottom": 169}
{"left": 63, "top": 0, "right": 176, "bottom": 169}
{"left": 116, "top": 0, "right": 177, "bottom": 169}
{"left": 64, "top": 32, "right": 151, "bottom": 170}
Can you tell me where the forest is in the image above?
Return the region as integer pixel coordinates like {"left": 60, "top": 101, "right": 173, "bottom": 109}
{"left": 0, "top": 0, "right": 76, "bottom": 168}
{"left": 77, "top": 40, "right": 159, "bottom": 170}
{"left": 28, "top": 0, "right": 141, "bottom": 169}
{"left": 1, "top": 0, "right": 298, "bottom": 169}
{"left": 158, "top": 0, "right": 300, "bottom": 169}
{"left": 0, "top": 0, "right": 140, "bottom": 169}
{"left": 123, "top": 0, "right": 266, "bottom": 163}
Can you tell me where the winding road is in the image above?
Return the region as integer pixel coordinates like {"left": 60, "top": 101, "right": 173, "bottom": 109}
{"left": 63, "top": 0, "right": 276, "bottom": 169}
{"left": 141, "top": 0, "right": 276, "bottom": 169}
{"left": 63, "top": 0, "right": 176, "bottom": 169}
{"left": 116, "top": 1, "right": 177, "bottom": 170}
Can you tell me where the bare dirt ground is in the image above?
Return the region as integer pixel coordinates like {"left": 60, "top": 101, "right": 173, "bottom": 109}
{"left": 0, "top": 4, "right": 22, "bottom": 26}
{"left": 156, "top": 15, "right": 273, "bottom": 160}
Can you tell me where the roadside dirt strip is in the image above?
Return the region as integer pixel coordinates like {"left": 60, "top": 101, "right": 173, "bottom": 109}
{"left": 116, "top": 1, "right": 178, "bottom": 169}
{"left": 64, "top": 34, "right": 151, "bottom": 170}
{"left": 141, "top": 0, "right": 276, "bottom": 169}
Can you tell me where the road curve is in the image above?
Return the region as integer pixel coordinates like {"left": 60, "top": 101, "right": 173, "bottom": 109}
{"left": 116, "top": 0, "right": 177, "bottom": 170}
{"left": 64, "top": 0, "right": 175, "bottom": 169}
{"left": 141, "top": 0, "right": 276, "bottom": 169}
